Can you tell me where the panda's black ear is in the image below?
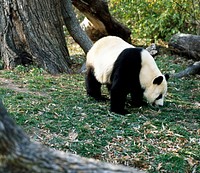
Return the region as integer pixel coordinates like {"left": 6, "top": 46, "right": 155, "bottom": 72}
{"left": 165, "top": 74, "right": 169, "bottom": 81}
{"left": 153, "top": 76, "right": 163, "bottom": 85}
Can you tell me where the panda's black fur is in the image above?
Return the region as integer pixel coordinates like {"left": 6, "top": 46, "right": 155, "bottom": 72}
{"left": 109, "top": 48, "right": 145, "bottom": 114}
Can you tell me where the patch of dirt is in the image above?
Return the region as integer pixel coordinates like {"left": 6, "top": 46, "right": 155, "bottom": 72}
{"left": 0, "top": 77, "right": 48, "bottom": 97}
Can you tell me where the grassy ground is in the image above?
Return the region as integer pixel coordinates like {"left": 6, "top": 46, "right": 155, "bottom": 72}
{"left": 0, "top": 50, "right": 199, "bottom": 172}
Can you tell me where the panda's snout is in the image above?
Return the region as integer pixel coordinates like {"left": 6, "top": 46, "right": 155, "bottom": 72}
{"left": 152, "top": 102, "right": 163, "bottom": 107}
{"left": 153, "top": 99, "right": 164, "bottom": 107}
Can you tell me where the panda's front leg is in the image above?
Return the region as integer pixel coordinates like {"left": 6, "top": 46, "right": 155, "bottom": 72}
{"left": 110, "top": 86, "right": 129, "bottom": 115}
{"left": 131, "top": 88, "right": 147, "bottom": 107}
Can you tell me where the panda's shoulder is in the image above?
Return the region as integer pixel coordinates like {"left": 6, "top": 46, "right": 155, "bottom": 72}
{"left": 119, "top": 47, "right": 143, "bottom": 60}
{"left": 140, "top": 49, "right": 156, "bottom": 64}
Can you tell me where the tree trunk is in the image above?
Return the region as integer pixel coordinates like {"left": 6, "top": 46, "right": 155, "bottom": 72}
{"left": 0, "top": 100, "right": 145, "bottom": 173}
{"left": 72, "top": 0, "right": 131, "bottom": 42}
{"left": 0, "top": 1, "right": 3, "bottom": 55}
{"left": 0, "top": 0, "right": 71, "bottom": 74}
{"left": 168, "top": 33, "right": 200, "bottom": 61}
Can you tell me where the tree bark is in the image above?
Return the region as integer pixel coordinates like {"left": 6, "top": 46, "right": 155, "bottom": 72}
{"left": 168, "top": 33, "right": 200, "bottom": 61}
{"left": 0, "top": 1, "right": 2, "bottom": 55}
{"left": 0, "top": 100, "right": 145, "bottom": 173}
{"left": 72, "top": 0, "right": 131, "bottom": 42}
{"left": 0, "top": 0, "right": 71, "bottom": 74}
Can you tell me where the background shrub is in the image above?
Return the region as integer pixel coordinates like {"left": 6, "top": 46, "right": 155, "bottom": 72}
{"left": 109, "top": 0, "right": 200, "bottom": 41}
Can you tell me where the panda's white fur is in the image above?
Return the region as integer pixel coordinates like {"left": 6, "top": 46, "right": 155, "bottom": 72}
{"left": 86, "top": 36, "right": 133, "bottom": 84}
{"left": 139, "top": 50, "right": 168, "bottom": 106}
{"left": 86, "top": 36, "right": 168, "bottom": 114}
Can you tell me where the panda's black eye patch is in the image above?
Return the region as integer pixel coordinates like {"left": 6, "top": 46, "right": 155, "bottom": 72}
{"left": 156, "top": 94, "right": 162, "bottom": 100}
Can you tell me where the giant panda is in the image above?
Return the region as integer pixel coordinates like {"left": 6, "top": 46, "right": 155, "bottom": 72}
{"left": 86, "top": 36, "right": 169, "bottom": 115}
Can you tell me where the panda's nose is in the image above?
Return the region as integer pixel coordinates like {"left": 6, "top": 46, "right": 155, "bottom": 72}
{"left": 152, "top": 102, "right": 163, "bottom": 107}
{"left": 154, "top": 99, "right": 164, "bottom": 107}
{"left": 157, "top": 104, "right": 163, "bottom": 107}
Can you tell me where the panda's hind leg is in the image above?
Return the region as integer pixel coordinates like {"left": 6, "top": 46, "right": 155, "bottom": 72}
{"left": 86, "top": 67, "right": 103, "bottom": 101}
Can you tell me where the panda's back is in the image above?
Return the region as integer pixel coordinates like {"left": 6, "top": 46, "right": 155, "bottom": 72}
{"left": 86, "top": 36, "right": 134, "bottom": 83}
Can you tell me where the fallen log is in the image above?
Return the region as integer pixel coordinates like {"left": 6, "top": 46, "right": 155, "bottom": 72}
{"left": 173, "top": 61, "right": 200, "bottom": 78}
{"left": 0, "top": 100, "right": 145, "bottom": 173}
{"left": 168, "top": 33, "right": 200, "bottom": 60}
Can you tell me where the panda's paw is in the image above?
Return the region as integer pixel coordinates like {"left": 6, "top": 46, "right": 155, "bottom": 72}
{"left": 131, "top": 100, "right": 147, "bottom": 107}
{"left": 111, "top": 109, "right": 130, "bottom": 115}
{"left": 95, "top": 96, "right": 108, "bottom": 102}
{"left": 141, "top": 101, "right": 148, "bottom": 106}
{"left": 88, "top": 94, "right": 108, "bottom": 102}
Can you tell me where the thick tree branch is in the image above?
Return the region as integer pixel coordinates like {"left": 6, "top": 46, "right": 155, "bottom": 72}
{"left": 72, "top": 0, "right": 131, "bottom": 42}
{"left": 173, "top": 61, "right": 200, "bottom": 78}
{"left": 63, "top": 0, "right": 93, "bottom": 54}
{"left": 0, "top": 100, "right": 145, "bottom": 173}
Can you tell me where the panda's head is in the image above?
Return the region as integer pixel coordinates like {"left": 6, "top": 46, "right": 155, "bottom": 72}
{"left": 143, "top": 74, "right": 169, "bottom": 107}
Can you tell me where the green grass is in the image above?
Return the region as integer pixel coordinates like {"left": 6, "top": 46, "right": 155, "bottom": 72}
{"left": 0, "top": 54, "right": 199, "bottom": 173}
